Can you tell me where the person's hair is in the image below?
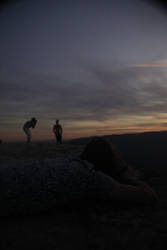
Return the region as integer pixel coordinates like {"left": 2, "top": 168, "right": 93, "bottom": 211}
{"left": 80, "top": 137, "right": 121, "bottom": 177}
{"left": 32, "top": 117, "right": 37, "bottom": 122}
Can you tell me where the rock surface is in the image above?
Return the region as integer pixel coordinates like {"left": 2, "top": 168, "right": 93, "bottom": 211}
{"left": 0, "top": 141, "right": 166, "bottom": 250}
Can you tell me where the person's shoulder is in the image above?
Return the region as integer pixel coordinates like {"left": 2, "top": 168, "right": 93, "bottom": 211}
{"left": 69, "top": 158, "right": 94, "bottom": 171}
{"left": 27, "top": 120, "right": 33, "bottom": 124}
{"left": 24, "top": 120, "right": 30, "bottom": 126}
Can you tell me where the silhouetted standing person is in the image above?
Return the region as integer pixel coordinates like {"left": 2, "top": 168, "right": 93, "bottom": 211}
{"left": 53, "top": 120, "right": 63, "bottom": 144}
{"left": 23, "top": 117, "right": 37, "bottom": 143}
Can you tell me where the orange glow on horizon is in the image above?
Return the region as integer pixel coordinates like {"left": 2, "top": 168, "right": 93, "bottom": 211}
{"left": 1, "top": 125, "right": 167, "bottom": 142}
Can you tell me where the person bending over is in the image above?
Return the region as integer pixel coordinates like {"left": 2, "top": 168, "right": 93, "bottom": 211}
{"left": 23, "top": 117, "right": 37, "bottom": 143}
{"left": 0, "top": 137, "right": 158, "bottom": 216}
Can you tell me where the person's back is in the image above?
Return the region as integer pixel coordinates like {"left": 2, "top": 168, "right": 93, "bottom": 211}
{"left": 24, "top": 120, "right": 35, "bottom": 129}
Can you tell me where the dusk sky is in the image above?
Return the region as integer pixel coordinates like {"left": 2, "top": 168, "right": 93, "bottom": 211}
{"left": 1, "top": 0, "right": 167, "bottom": 141}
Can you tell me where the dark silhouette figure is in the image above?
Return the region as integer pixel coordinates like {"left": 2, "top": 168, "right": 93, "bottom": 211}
{"left": 80, "top": 136, "right": 158, "bottom": 204}
{"left": 23, "top": 117, "right": 37, "bottom": 143}
{"left": 53, "top": 120, "right": 63, "bottom": 144}
{"left": 80, "top": 137, "right": 134, "bottom": 182}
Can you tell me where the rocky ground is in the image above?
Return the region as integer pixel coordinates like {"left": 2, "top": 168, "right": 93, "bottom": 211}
{"left": 0, "top": 140, "right": 167, "bottom": 250}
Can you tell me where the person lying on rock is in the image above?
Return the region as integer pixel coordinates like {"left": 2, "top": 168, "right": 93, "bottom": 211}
{"left": 80, "top": 137, "right": 158, "bottom": 205}
{"left": 0, "top": 137, "right": 158, "bottom": 216}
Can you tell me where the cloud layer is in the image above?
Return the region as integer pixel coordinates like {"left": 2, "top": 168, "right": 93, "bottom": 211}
{"left": 1, "top": 64, "right": 167, "bottom": 140}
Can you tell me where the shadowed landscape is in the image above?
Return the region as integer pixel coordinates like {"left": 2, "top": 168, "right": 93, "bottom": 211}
{"left": 0, "top": 132, "right": 167, "bottom": 250}
{"left": 1, "top": 0, "right": 167, "bottom": 249}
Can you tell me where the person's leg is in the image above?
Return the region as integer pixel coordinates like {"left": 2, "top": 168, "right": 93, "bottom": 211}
{"left": 27, "top": 128, "right": 31, "bottom": 143}
{"left": 56, "top": 135, "right": 59, "bottom": 144}
{"left": 59, "top": 134, "right": 62, "bottom": 144}
{"left": 56, "top": 134, "right": 62, "bottom": 144}
{"left": 23, "top": 127, "right": 31, "bottom": 143}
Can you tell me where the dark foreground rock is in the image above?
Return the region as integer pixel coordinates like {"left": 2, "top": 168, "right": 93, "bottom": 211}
{"left": 0, "top": 140, "right": 167, "bottom": 250}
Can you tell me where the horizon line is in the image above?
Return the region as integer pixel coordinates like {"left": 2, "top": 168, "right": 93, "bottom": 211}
{"left": 2, "top": 129, "right": 167, "bottom": 143}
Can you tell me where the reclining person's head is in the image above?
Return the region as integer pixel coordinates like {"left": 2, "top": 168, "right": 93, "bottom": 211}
{"left": 80, "top": 137, "right": 120, "bottom": 177}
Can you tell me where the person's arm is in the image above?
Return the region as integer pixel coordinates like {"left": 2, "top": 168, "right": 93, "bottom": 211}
{"left": 112, "top": 160, "right": 141, "bottom": 185}
{"left": 111, "top": 180, "right": 159, "bottom": 205}
{"left": 31, "top": 121, "right": 37, "bottom": 128}
{"left": 60, "top": 125, "right": 63, "bottom": 134}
